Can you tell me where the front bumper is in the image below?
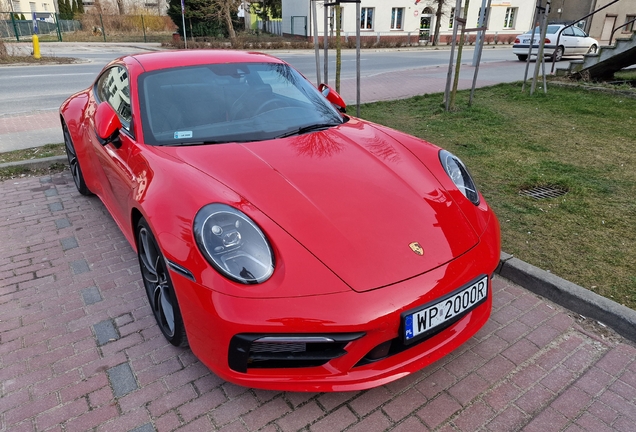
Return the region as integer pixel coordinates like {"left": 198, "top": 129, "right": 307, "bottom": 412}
{"left": 172, "top": 213, "right": 500, "bottom": 392}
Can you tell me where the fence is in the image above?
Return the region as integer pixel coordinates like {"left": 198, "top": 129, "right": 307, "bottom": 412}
{"left": 1, "top": 12, "right": 62, "bottom": 41}
{"left": 0, "top": 12, "right": 176, "bottom": 42}
{"left": 255, "top": 19, "right": 282, "bottom": 36}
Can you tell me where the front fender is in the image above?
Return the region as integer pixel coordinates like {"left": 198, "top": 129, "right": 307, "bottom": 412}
{"left": 60, "top": 90, "right": 104, "bottom": 195}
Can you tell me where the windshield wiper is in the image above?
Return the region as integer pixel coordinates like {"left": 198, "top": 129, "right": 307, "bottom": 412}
{"left": 169, "top": 141, "right": 227, "bottom": 146}
{"left": 167, "top": 139, "right": 257, "bottom": 146}
{"left": 275, "top": 123, "right": 339, "bottom": 139}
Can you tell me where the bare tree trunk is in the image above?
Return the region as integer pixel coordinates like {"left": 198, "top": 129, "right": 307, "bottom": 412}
{"left": 212, "top": 0, "right": 240, "bottom": 45}
{"left": 433, "top": 0, "right": 445, "bottom": 46}
{"left": 224, "top": 5, "right": 237, "bottom": 42}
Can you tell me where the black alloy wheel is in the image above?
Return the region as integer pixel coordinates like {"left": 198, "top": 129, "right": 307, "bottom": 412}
{"left": 63, "top": 122, "right": 92, "bottom": 196}
{"left": 137, "top": 218, "right": 188, "bottom": 347}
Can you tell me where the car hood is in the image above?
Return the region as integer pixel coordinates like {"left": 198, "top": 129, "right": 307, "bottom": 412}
{"left": 164, "top": 119, "right": 479, "bottom": 292}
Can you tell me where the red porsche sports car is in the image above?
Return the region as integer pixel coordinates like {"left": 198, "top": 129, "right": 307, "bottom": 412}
{"left": 60, "top": 50, "right": 500, "bottom": 392}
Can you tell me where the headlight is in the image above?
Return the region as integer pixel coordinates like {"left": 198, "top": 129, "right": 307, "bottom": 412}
{"left": 439, "top": 150, "right": 480, "bottom": 205}
{"left": 194, "top": 204, "right": 274, "bottom": 284}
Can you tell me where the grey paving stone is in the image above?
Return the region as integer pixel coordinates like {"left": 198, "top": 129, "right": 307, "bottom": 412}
{"left": 81, "top": 286, "right": 102, "bottom": 305}
{"left": 129, "top": 423, "right": 155, "bottom": 432}
{"left": 44, "top": 188, "right": 58, "bottom": 197}
{"left": 70, "top": 259, "right": 90, "bottom": 275}
{"left": 55, "top": 218, "right": 71, "bottom": 229}
{"left": 107, "top": 363, "right": 138, "bottom": 397}
{"left": 48, "top": 202, "right": 64, "bottom": 212}
{"left": 94, "top": 319, "right": 119, "bottom": 346}
{"left": 39, "top": 176, "right": 52, "bottom": 183}
{"left": 60, "top": 236, "right": 78, "bottom": 251}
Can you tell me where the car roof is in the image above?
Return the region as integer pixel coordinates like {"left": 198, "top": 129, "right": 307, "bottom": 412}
{"left": 126, "top": 50, "right": 285, "bottom": 73}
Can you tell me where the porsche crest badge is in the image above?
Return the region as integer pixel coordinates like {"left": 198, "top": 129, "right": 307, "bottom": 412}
{"left": 409, "top": 242, "right": 424, "bottom": 256}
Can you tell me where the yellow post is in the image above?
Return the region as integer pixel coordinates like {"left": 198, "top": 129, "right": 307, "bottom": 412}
{"left": 32, "top": 34, "right": 41, "bottom": 59}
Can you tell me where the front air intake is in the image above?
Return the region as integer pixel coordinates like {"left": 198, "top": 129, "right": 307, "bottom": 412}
{"left": 228, "top": 333, "right": 364, "bottom": 373}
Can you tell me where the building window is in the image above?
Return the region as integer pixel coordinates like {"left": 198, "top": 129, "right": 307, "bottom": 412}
{"left": 448, "top": 7, "right": 462, "bottom": 28}
{"left": 29, "top": 2, "right": 36, "bottom": 12}
{"left": 330, "top": 6, "right": 343, "bottom": 32}
{"left": 391, "top": 8, "right": 404, "bottom": 30}
{"left": 361, "top": 7, "right": 374, "bottom": 30}
{"left": 624, "top": 15, "right": 636, "bottom": 33}
{"left": 12, "top": 0, "right": 21, "bottom": 12}
{"left": 477, "top": 7, "right": 490, "bottom": 27}
{"left": 504, "top": 7, "right": 517, "bottom": 29}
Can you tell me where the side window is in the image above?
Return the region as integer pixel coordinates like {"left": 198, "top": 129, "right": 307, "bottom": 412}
{"left": 563, "top": 27, "right": 575, "bottom": 36}
{"left": 572, "top": 27, "right": 586, "bottom": 37}
{"left": 96, "top": 66, "right": 132, "bottom": 128}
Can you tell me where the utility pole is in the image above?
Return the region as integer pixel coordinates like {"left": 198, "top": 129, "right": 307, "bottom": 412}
{"left": 449, "top": 0, "right": 470, "bottom": 111}
{"left": 319, "top": 1, "right": 361, "bottom": 116}
{"left": 531, "top": 1, "right": 550, "bottom": 95}
{"left": 312, "top": 0, "right": 321, "bottom": 86}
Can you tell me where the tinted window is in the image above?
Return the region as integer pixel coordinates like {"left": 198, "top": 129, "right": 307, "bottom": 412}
{"left": 96, "top": 66, "right": 132, "bottom": 127}
{"left": 572, "top": 27, "right": 586, "bottom": 37}
{"left": 138, "top": 63, "right": 343, "bottom": 146}
{"left": 532, "top": 25, "right": 562, "bottom": 35}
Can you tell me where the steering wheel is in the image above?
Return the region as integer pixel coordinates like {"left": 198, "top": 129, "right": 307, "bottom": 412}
{"left": 254, "top": 98, "right": 286, "bottom": 116}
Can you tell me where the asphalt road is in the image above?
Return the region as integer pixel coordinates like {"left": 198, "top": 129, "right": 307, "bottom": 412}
{"left": 0, "top": 43, "right": 518, "bottom": 116}
{"left": 0, "top": 42, "right": 573, "bottom": 151}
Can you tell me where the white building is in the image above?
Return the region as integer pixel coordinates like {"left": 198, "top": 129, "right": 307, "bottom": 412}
{"left": 282, "top": 0, "right": 536, "bottom": 44}
{"left": 8, "top": 0, "right": 56, "bottom": 16}
{"left": 6, "top": 0, "right": 168, "bottom": 16}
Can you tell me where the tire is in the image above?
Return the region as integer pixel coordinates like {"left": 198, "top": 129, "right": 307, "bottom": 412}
{"left": 516, "top": 54, "right": 528, "bottom": 62}
{"left": 587, "top": 44, "right": 598, "bottom": 54}
{"left": 137, "top": 218, "right": 188, "bottom": 347}
{"left": 552, "top": 46, "right": 564, "bottom": 62}
{"left": 62, "top": 122, "right": 93, "bottom": 196}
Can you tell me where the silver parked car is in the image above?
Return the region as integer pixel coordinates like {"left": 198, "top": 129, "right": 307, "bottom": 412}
{"left": 513, "top": 24, "right": 599, "bottom": 61}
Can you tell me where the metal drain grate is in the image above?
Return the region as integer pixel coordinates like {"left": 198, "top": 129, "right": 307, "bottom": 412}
{"left": 519, "top": 186, "right": 568, "bottom": 200}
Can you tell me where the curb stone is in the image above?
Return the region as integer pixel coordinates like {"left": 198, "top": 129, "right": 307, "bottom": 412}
{"left": 0, "top": 154, "right": 67, "bottom": 170}
{"left": 4, "top": 156, "right": 635, "bottom": 344}
{"left": 497, "top": 252, "right": 636, "bottom": 343}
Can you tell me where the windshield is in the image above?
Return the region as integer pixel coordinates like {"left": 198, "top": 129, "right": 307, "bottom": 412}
{"left": 138, "top": 62, "right": 344, "bottom": 146}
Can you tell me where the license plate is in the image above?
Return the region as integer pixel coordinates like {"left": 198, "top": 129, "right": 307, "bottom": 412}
{"left": 402, "top": 276, "right": 488, "bottom": 344}
{"left": 523, "top": 39, "right": 533, "bottom": 44}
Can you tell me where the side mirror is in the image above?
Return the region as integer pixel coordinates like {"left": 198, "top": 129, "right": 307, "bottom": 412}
{"left": 95, "top": 102, "right": 122, "bottom": 147}
{"left": 318, "top": 83, "right": 346, "bottom": 113}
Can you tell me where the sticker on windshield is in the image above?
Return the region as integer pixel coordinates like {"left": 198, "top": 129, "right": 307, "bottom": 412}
{"left": 174, "top": 131, "right": 193, "bottom": 139}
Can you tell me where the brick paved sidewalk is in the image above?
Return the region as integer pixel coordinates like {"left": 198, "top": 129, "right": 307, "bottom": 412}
{"left": 338, "top": 60, "right": 528, "bottom": 105}
{"left": 1, "top": 172, "right": 635, "bottom": 431}
{"left": 0, "top": 110, "right": 61, "bottom": 153}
